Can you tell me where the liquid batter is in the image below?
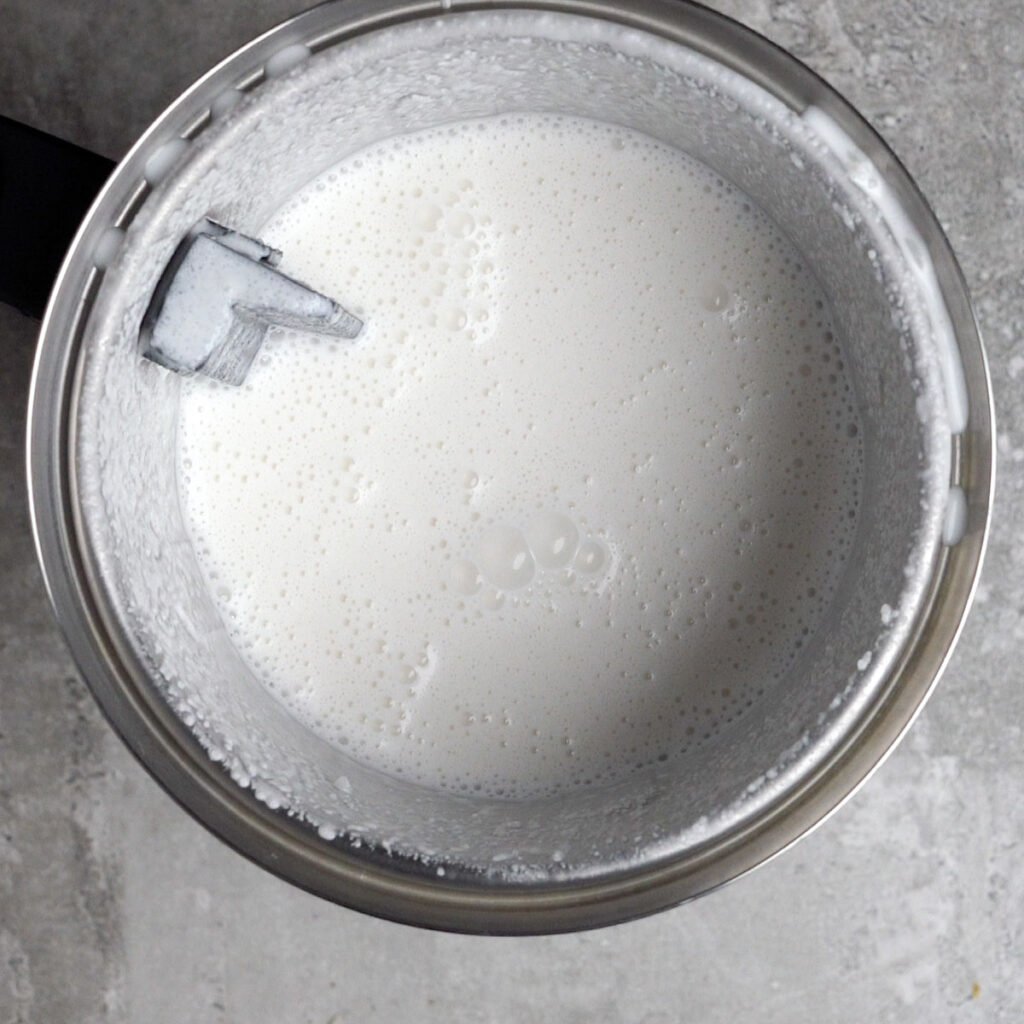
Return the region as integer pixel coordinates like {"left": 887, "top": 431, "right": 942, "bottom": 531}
{"left": 178, "top": 114, "right": 863, "bottom": 799}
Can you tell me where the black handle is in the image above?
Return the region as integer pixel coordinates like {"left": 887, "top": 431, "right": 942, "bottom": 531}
{"left": 0, "top": 116, "right": 116, "bottom": 320}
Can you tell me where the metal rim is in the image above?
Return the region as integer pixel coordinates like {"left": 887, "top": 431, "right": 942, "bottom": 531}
{"left": 26, "top": 0, "right": 994, "bottom": 934}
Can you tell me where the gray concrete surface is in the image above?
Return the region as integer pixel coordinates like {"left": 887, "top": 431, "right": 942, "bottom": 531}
{"left": 1, "top": 1, "right": 1021, "bottom": 1021}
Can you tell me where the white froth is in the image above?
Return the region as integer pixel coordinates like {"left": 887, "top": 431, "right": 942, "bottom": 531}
{"left": 264, "top": 43, "right": 312, "bottom": 80}
{"left": 942, "top": 485, "right": 968, "bottom": 546}
{"left": 177, "top": 114, "right": 864, "bottom": 800}
{"left": 93, "top": 226, "right": 125, "bottom": 271}
{"left": 143, "top": 137, "right": 189, "bottom": 187}
{"left": 801, "top": 106, "right": 969, "bottom": 434}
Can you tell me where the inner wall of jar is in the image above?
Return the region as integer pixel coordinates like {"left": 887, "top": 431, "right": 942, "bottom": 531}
{"left": 75, "top": 12, "right": 951, "bottom": 879}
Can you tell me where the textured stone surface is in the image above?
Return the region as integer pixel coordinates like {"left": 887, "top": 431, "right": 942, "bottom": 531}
{"left": 1, "top": 1, "right": 1021, "bottom": 1021}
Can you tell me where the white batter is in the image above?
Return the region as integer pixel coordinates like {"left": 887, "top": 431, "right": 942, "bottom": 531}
{"left": 178, "top": 114, "right": 863, "bottom": 799}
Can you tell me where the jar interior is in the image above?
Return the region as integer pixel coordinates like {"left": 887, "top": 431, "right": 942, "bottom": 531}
{"left": 74, "top": 11, "right": 954, "bottom": 881}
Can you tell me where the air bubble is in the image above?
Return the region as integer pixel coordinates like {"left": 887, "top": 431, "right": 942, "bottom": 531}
{"left": 477, "top": 524, "right": 535, "bottom": 590}
{"left": 701, "top": 281, "right": 731, "bottom": 313}
{"left": 574, "top": 539, "right": 608, "bottom": 574}
{"left": 450, "top": 559, "right": 482, "bottom": 595}
{"left": 525, "top": 512, "right": 580, "bottom": 569}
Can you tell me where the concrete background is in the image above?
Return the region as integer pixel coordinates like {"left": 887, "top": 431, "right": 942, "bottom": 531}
{"left": 1, "top": 1, "right": 1021, "bottom": 1021}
